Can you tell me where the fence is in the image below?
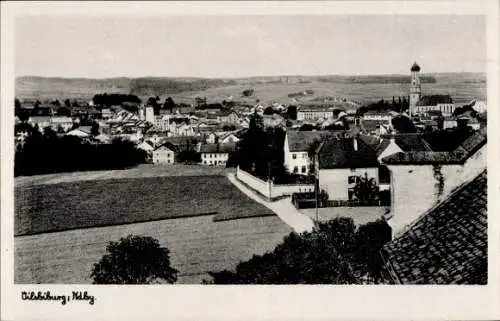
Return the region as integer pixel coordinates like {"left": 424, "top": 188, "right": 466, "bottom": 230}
{"left": 293, "top": 198, "right": 389, "bottom": 209}
{"left": 236, "top": 167, "right": 314, "bottom": 200}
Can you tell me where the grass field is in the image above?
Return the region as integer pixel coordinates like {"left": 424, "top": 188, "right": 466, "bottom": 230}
{"left": 16, "top": 73, "right": 486, "bottom": 106}
{"left": 15, "top": 164, "right": 232, "bottom": 188}
{"left": 15, "top": 174, "right": 274, "bottom": 236}
{"left": 15, "top": 215, "right": 292, "bottom": 284}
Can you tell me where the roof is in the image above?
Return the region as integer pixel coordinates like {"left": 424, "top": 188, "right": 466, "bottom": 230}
{"left": 361, "top": 119, "right": 390, "bottom": 133}
{"left": 200, "top": 143, "right": 236, "bottom": 153}
{"left": 382, "top": 127, "right": 486, "bottom": 165}
{"left": 363, "top": 110, "right": 392, "bottom": 116}
{"left": 416, "top": 95, "right": 453, "bottom": 106}
{"left": 286, "top": 130, "right": 340, "bottom": 152}
{"left": 317, "top": 136, "right": 380, "bottom": 169}
{"left": 411, "top": 62, "right": 421, "bottom": 72}
{"left": 154, "top": 144, "right": 174, "bottom": 152}
{"left": 381, "top": 170, "right": 487, "bottom": 284}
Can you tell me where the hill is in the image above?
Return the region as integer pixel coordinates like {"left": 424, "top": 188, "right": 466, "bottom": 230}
{"left": 15, "top": 72, "right": 486, "bottom": 105}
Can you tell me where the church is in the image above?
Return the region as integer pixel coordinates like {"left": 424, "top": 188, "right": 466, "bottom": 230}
{"left": 408, "top": 62, "right": 456, "bottom": 117}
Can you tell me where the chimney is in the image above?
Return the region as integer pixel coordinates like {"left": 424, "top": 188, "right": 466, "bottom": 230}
{"left": 353, "top": 137, "right": 358, "bottom": 151}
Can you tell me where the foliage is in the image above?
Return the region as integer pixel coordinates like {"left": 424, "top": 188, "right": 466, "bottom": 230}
{"left": 91, "top": 235, "right": 178, "bottom": 284}
{"left": 242, "top": 89, "right": 254, "bottom": 97}
{"left": 15, "top": 132, "right": 147, "bottom": 176}
{"left": 56, "top": 106, "right": 72, "bottom": 117}
{"left": 207, "top": 217, "right": 392, "bottom": 284}
{"left": 352, "top": 173, "right": 379, "bottom": 202}
{"left": 92, "top": 93, "right": 142, "bottom": 108}
{"left": 391, "top": 115, "right": 417, "bottom": 133}
{"left": 285, "top": 105, "right": 298, "bottom": 120}
{"left": 91, "top": 122, "right": 100, "bottom": 136}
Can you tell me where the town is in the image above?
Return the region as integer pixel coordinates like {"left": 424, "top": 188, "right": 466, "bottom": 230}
{"left": 13, "top": 61, "right": 487, "bottom": 285}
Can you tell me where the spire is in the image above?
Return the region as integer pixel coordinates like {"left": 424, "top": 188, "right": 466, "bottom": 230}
{"left": 411, "top": 61, "right": 421, "bottom": 72}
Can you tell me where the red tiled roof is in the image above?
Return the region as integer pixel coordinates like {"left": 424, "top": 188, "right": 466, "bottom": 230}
{"left": 381, "top": 170, "right": 487, "bottom": 284}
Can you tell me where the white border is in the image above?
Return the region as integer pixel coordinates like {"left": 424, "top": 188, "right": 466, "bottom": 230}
{"left": 2, "top": 1, "right": 499, "bottom": 320}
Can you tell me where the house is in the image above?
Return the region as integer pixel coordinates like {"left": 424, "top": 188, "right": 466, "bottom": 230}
{"left": 219, "top": 132, "right": 240, "bottom": 144}
{"left": 315, "top": 136, "right": 380, "bottom": 201}
{"left": 368, "top": 134, "right": 433, "bottom": 162}
{"left": 262, "top": 114, "right": 285, "bottom": 128}
{"left": 413, "top": 95, "right": 455, "bottom": 116}
{"left": 50, "top": 116, "right": 74, "bottom": 132}
{"left": 297, "top": 108, "right": 334, "bottom": 121}
{"left": 381, "top": 127, "right": 486, "bottom": 235}
{"left": 470, "top": 100, "right": 487, "bottom": 113}
{"left": 362, "top": 110, "right": 393, "bottom": 122}
{"left": 360, "top": 119, "right": 391, "bottom": 136}
{"left": 101, "top": 108, "right": 112, "bottom": 119}
{"left": 217, "top": 110, "right": 240, "bottom": 124}
{"left": 66, "top": 127, "right": 91, "bottom": 138}
{"left": 152, "top": 145, "right": 175, "bottom": 164}
{"left": 200, "top": 143, "right": 236, "bottom": 166}
{"left": 283, "top": 131, "right": 338, "bottom": 175}
{"left": 380, "top": 170, "right": 486, "bottom": 284}
{"left": 443, "top": 116, "right": 458, "bottom": 129}
{"left": 27, "top": 116, "right": 51, "bottom": 131}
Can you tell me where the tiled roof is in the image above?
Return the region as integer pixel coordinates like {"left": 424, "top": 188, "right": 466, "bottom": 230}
{"left": 382, "top": 127, "right": 486, "bottom": 165}
{"left": 200, "top": 143, "right": 236, "bottom": 153}
{"left": 381, "top": 170, "right": 487, "bottom": 284}
{"left": 416, "top": 95, "right": 453, "bottom": 106}
{"left": 286, "top": 130, "right": 342, "bottom": 152}
{"left": 360, "top": 119, "right": 390, "bottom": 133}
{"left": 317, "top": 136, "right": 379, "bottom": 169}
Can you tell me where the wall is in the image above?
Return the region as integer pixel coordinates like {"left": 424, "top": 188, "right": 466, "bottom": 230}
{"left": 387, "top": 144, "right": 486, "bottom": 235}
{"left": 270, "top": 183, "right": 314, "bottom": 199}
{"left": 236, "top": 167, "right": 314, "bottom": 199}
{"left": 318, "top": 167, "right": 379, "bottom": 200}
{"left": 236, "top": 167, "right": 271, "bottom": 198}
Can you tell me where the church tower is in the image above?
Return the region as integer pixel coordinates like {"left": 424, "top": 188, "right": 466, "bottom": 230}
{"left": 409, "top": 61, "right": 421, "bottom": 116}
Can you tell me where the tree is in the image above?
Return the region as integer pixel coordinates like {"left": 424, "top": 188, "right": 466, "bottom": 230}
{"left": 263, "top": 106, "right": 274, "bottom": 115}
{"left": 15, "top": 98, "right": 22, "bottom": 116}
{"left": 242, "top": 89, "right": 254, "bottom": 97}
{"left": 286, "top": 105, "right": 298, "bottom": 120}
{"left": 352, "top": 172, "right": 379, "bottom": 202}
{"left": 91, "top": 122, "right": 100, "bottom": 136}
{"left": 64, "top": 99, "right": 71, "bottom": 108}
{"left": 391, "top": 115, "right": 417, "bottom": 133}
{"left": 57, "top": 106, "right": 72, "bottom": 117}
{"left": 207, "top": 217, "right": 392, "bottom": 284}
{"left": 91, "top": 235, "right": 178, "bottom": 284}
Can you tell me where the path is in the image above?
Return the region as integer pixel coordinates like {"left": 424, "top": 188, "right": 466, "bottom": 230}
{"left": 227, "top": 173, "right": 314, "bottom": 234}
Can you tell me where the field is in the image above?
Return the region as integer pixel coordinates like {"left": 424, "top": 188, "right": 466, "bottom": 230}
{"left": 15, "top": 174, "right": 274, "bottom": 236}
{"left": 15, "top": 215, "right": 292, "bottom": 284}
{"left": 14, "top": 165, "right": 292, "bottom": 283}
{"left": 16, "top": 73, "right": 486, "bottom": 105}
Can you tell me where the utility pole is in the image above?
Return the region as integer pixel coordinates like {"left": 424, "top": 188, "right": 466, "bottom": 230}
{"left": 314, "top": 151, "right": 319, "bottom": 222}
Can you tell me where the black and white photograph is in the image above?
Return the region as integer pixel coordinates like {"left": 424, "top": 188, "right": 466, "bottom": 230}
{"left": 1, "top": 1, "right": 499, "bottom": 320}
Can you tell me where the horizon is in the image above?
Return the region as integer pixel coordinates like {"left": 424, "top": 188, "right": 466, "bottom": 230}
{"left": 15, "top": 70, "right": 487, "bottom": 81}
{"left": 15, "top": 15, "right": 486, "bottom": 78}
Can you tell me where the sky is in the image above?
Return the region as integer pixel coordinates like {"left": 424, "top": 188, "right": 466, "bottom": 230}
{"left": 15, "top": 15, "right": 486, "bottom": 78}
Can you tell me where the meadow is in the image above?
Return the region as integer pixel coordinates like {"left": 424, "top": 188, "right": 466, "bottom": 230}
{"left": 15, "top": 174, "right": 275, "bottom": 236}
{"left": 15, "top": 215, "right": 292, "bottom": 284}
{"left": 16, "top": 73, "right": 486, "bottom": 106}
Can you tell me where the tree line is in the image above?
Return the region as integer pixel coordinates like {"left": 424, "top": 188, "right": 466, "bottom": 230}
{"left": 15, "top": 127, "right": 147, "bottom": 176}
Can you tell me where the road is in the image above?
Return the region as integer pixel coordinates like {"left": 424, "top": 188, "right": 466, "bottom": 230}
{"left": 227, "top": 173, "right": 314, "bottom": 234}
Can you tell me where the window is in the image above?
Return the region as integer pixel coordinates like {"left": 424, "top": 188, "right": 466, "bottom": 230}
{"left": 301, "top": 166, "right": 306, "bottom": 173}
{"left": 293, "top": 166, "right": 298, "bottom": 173}
{"left": 348, "top": 176, "right": 358, "bottom": 184}
{"left": 292, "top": 154, "right": 297, "bottom": 159}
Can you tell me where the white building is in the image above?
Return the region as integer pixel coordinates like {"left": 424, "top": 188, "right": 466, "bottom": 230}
{"left": 362, "top": 110, "right": 394, "bottom": 122}
{"left": 145, "top": 106, "right": 155, "bottom": 123}
{"left": 471, "top": 100, "right": 487, "bottom": 113}
{"left": 381, "top": 127, "right": 487, "bottom": 236}
{"left": 297, "top": 108, "right": 334, "bottom": 121}
{"left": 152, "top": 145, "right": 175, "bottom": 164}
{"left": 315, "top": 136, "right": 380, "bottom": 201}
{"left": 200, "top": 143, "right": 235, "bottom": 166}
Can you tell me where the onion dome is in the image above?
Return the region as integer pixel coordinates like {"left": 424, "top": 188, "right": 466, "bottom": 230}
{"left": 411, "top": 62, "right": 421, "bottom": 72}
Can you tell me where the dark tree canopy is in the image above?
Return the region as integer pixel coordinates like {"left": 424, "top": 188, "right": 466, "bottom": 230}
{"left": 286, "top": 105, "right": 298, "bottom": 120}
{"left": 391, "top": 115, "right": 417, "bottom": 133}
{"left": 242, "top": 89, "right": 254, "bottom": 97}
{"left": 207, "top": 217, "right": 392, "bottom": 284}
{"left": 91, "top": 235, "right": 178, "bottom": 284}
